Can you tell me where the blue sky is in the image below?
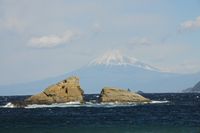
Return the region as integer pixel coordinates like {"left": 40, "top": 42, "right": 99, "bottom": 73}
{"left": 0, "top": 0, "right": 200, "bottom": 85}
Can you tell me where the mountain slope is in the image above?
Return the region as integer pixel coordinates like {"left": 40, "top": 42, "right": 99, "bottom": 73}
{"left": 183, "top": 81, "right": 200, "bottom": 93}
{"left": 1, "top": 50, "right": 200, "bottom": 95}
{"left": 69, "top": 65, "right": 200, "bottom": 93}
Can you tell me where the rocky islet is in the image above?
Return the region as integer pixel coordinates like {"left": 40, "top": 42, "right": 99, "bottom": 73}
{"left": 12, "top": 76, "right": 151, "bottom": 107}
{"left": 25, "top": 76, "right": 84, "bottom": 104}
{"left": 99, "top": 87, "right": 150, "bottom": 103}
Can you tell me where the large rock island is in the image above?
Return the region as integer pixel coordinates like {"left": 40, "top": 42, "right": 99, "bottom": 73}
{"left": 25, "top": 76, "right": 84, "bottom": 104}
{"left": 99, "top": 87, "right": 150, "bottom": 103}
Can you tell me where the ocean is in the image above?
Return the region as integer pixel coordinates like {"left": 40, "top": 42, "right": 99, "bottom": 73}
{"left": 0, "top": 93, "right": 200, "bottom": 133}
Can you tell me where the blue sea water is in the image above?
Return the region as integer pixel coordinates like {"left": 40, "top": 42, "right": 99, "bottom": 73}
{"left": 0, "top": 93, "right": 200, "bottom": 133}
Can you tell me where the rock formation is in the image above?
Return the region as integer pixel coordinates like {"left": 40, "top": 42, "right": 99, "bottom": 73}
{"left": 99, "top": 87, "right": 150, "bottom": 103}
{"left": 10, "top": 76, "right": 152, "bottom": 107}
{"left": 25, "top": 76, "right": 84, "bottom": 104}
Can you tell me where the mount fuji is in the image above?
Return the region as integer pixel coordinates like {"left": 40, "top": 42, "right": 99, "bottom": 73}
{"left": 88, "top": 50, "right": 160, "bottom": 71}
{"left": 1, "top": 50, "right": 200, "bottom": 95}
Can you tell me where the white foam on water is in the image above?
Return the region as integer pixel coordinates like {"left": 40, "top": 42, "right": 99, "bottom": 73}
{"left": 25, "top": 102, "right": 140, "bottom": 108}
{"left": 2, "top": 102, "right": 15, "bottom": 108}
{"left": 25, "top": 101, "right": 82, "bottom": 108}
{"left": 150, "top": 100, "right": 169, "bottom": 104}
{"left": 62, "top": 101, "right": 81, "bottom": 105}
{"left": 1, "top": 100, "right": 169, "bottom": 108}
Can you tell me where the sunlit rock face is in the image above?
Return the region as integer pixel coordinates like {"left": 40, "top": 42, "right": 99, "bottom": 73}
{"left": 99, "top": 87, "right": 150, "bottom": 103}
{"left": 25, "top": 76, "right": 84, "bottom": 104}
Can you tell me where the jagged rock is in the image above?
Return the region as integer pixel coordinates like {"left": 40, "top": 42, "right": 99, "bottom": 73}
{"left": 25, "top": 76, "right": 84, "bottom": 104}
{"left": 99, "top": 87, "right": 150, "bottom": 103}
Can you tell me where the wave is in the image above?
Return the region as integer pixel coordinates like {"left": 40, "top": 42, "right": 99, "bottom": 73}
{"left": 150, "top": 100, "right": 169, "bottom": 104}
{"left": 1, "top": 100, "right": 169, "bottom": 109}
{"left": 1, "top": 102, "right": 15, "bottom": 108}
{"left": 26, "top": 102, "right": 82, "bottom": 108}
{"left": 25, "top": 102, "right": 140, "bottom": 108}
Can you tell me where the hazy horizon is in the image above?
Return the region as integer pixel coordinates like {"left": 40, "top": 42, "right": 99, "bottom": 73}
{"left": 1, "top": 0, "right": 200, "bottom": 95}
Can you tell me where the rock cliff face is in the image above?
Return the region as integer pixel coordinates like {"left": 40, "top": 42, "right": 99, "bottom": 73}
{"left": 99, "top": 87, "right": 150, "bottom": 103}
{"left": 25, "top": 76, "right": 84, "bottom": 104}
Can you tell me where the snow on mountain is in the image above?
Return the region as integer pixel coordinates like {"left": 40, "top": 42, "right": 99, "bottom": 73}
{"left": 1, "top": 50, "right": 200, "bottom": 95}
{"left": 89, "top": 50, "right": 160, "bottom": 71}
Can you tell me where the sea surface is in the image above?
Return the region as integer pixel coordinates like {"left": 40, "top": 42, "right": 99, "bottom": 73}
{"left": 0, "top": 93, "right": 200, "bottom": 133}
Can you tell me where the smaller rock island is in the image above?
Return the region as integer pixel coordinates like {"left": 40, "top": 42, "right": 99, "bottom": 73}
{"left": 99, "top": 87, "right": 150, "bottom": 103}
{"left": 25, "top": 76, "right": 84, "bottom": 105}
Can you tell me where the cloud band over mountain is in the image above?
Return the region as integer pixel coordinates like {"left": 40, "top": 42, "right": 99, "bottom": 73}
{"left": 28, "top": 30, "right": 80, "bottom": 48}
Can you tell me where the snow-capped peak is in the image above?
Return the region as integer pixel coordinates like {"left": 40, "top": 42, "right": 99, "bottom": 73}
{"left": 89, "top": 50, "right": 160, "bottom": 71}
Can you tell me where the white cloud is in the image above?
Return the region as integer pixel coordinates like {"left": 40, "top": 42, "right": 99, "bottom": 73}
{"left": 0, "top": 16, "right": 26, "bottom": 32}
{"left": 92, "top": 23, "right": 103, "bottom": 33}
{"left": 28, "top": 30, "right": 80, "bottom": 48}
{"left": 180, "top": 16, "right": 200, "bottom": 31}
{"left": 129, "top": 37, "right": 152, "bottom": 46}
{"left": 159, "top": 62, "right": 200, "bottom": 74}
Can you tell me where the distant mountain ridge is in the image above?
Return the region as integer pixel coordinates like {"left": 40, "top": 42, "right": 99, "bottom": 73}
{"left": 183, "top": 81, "right": 200, "bottom": 93}
{"left": 1, "top": 50, "right": 200, "bottom": 95}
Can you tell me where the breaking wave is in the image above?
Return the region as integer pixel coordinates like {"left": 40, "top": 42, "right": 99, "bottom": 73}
{"left": 1, "top": 100, "right": 169, "bottom": 109}
{"left": 1, "top": 102, "right": 15, "bottom": 108}
{"left": 150, "top": 100, "right": 169, "bottom": 104}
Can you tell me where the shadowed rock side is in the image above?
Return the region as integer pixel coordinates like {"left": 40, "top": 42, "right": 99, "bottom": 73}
{"left": 25, "top": 76, "right": 84, "bottom": 104}
{"left": 99, "top": 87, "right": 150, "bottom": 103}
